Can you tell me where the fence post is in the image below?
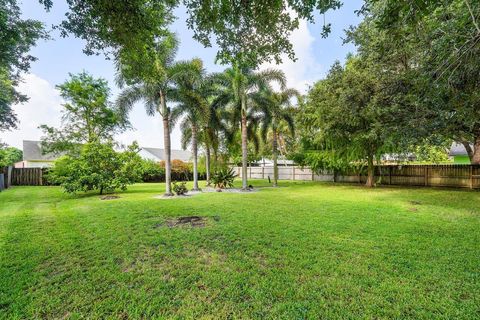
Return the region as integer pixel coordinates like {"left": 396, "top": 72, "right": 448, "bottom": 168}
{"left": 470, "top": 165, "right": 474, "bottom": 189}
{"left": 249, "top": 166, "right": 252, "bottom": 179}
{"left": 312, "top": 170, "right": 314, "bottom": 181}
{"left": 424, "top": 166, "right": 429, "bottom": 187}
{"left": 262, "top": 166, "right": 265, "bottom": 179}
{"left": 389, "top": 166, "right": 392, "bottom": 185}
{"left": 292, "top": 166, "right": 295, "bottom": 180}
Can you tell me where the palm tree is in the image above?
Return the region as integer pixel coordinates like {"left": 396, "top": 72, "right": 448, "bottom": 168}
{"left": 212, "top": 64, "right": 286, "bottom": 189}
{"left": 170, "top": 58, "right": 210, "bottom": 191}
{"left": 252, "top": 87, "right": 299, "bottom": 187}
{"left": 115, "top": 38, "right": 192, "bottom": 196}
{"left": 200, "top": 97, "right": 228, "bottom": 185}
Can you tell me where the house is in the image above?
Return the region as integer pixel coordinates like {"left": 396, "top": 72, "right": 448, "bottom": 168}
{"left": 253, "top": 157, "right": 296, "bottom": 167}
{"left": 16, "top": 140, "right": 192, "bottom": 168}
{"left": 449, "top": 142, "right": 472, "bottom": 164}
{"left": 138, "top": 147, "right": 191, "bottom": 162}
{"left": 15, "top": 140, "right": 59, "bottom": 168}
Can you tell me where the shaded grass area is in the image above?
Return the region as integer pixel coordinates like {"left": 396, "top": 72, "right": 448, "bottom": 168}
{"left": 0, "top": 181, "right": 479, "bottom": 319}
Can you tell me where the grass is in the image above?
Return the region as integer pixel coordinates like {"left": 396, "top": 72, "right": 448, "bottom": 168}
{"left": 0, "top": 181, "right": 479, "bottom": 319}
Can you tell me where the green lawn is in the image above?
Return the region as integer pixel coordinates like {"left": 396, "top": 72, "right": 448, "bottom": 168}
{"left": 0, "top": 181, "right": 479, "bottom": 319}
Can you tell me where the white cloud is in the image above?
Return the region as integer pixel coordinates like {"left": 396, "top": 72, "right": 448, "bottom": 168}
{"left": 260, "top": 19, "right": 322, "bottom": 94}
{"left": 3, "top": 74, "right": 63, "bottom": 148}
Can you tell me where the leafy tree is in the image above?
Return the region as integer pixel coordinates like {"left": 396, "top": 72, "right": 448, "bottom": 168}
{"left": 361, "top": 0, "right": 480, "bottom": 163}
{"left": 36, "top": 1, "right": 343, "bottom": 68}
{"left": 0, "top": 145, "right": 22, "bottom": 167}
{"left": 170, "top": 58, "right": 210, "bottom": 190}
{"left": 1, "top": 0, "right": 47, "bottom": 132}
{"left": 115, "top": 38, "right": 194, "bottom": 196}
{"left": 252, "top": 87, "right": 298, "bottom": 186}
{"left": 185, "top": 0, "right": 341, "bottom": 66}
{"left": 212, "top": 66, "right": 286, "bottom": 189}
{"left": 299, "top": 57, "right": 405, "bottom": 187}
{"left": 50, "top": 142, "right": 141, "bottom": 195}
{"left": 40, "top": 72, "right": 129, "bottom": 154}
{"left": 414, "top": 144, "right": 450, "bottom": 164}
{"left": 38, "top": 0, "right": 176, "bottom": 58}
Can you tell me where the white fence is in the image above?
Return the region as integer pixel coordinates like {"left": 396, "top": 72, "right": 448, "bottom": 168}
{"left": 233, "top": 166, "right": 334, "bottom": 182}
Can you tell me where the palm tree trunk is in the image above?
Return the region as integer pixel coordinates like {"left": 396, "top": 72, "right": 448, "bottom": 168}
{"left": 191, "top": 123, "right": 200, "bottom": 190}
{"left": 213, "top": 147, "right": 218, "bottom": 170}
{"left": 161, "top": 92, "right": 173, "bottom": 196}
{"left": 241, "top": 94, "right": 248, "bottom": 190}
{"left": 272, "top": 126, "right": 278, "bottom": 187}
{"left": 205, "top": 143, "right": 211, "bottom": 185}
{"left": 241, "top": 115, "right": 248, "bottom": 190}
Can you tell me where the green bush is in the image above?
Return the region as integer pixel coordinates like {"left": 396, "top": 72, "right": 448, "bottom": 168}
{"left": 49, "top": 142, "right": 142, "bottom": 195}
{"left": 139, "top": 159, "right": 165, "bottom": 182}
{"left": 172, "top": 181, "right": 188, "bottom": 195}
{"left": 211, "top": 168, "right": 236, "bottom": 189}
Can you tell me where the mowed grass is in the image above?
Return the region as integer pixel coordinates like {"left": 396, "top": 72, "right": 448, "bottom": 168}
{"left": 0, "top": 181, "right": 479, "bottom": 319}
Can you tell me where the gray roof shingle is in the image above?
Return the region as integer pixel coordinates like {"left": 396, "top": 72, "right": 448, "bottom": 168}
{"left": 23, "top": 140, "right": 59, "bottom": 161}
{"left": 142, "top": 147, "right": 191, "bottom": 162}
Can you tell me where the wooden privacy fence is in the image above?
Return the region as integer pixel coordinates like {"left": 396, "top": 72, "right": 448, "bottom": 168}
{"left": 1, "top": 167, "right": 44, "bottom": 187}
{"left": 234, "top": 164, "right": 480, "bottom": 189}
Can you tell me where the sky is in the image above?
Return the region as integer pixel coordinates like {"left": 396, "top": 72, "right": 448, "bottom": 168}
{"left": 3, "top": 0, "right": 363, "bottom": 150}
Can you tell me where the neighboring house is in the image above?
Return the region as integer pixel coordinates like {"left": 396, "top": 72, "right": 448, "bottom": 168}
{"left": 449, "top": 142, "right": 472, "bottom": 164}
{"left": 382, "top": 153, "right": 417, "bottom": 162}
{"left": 15, "top": 140, "right": 59, "bottom": 168}
{"left": 138, "top": 147, "right": 192, "bottom": 162}
{"left": 16, "top": 140, "right": 192, "bottom": 168}
{"left": 253, "top": 157, "right": 295, "bottom": 167}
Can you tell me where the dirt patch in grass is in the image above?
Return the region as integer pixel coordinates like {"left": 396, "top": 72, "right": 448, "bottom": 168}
{"left": 100, "top": 195, "right": 120, "bottom": 200}
{"left": 158, "top": 215, "right": 220, "bottom": 228}
{"left": 409, "top": 200, "right": 422, "bottom": 205}
{"left": 409, "top": 207, "right": 418, "bottom": 212}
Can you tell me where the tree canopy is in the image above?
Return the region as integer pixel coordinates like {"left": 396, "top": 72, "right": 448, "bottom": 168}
{"left": 40, "top": 72, "right": 130, "bottom": 154}
{"left": 0, "top": 0, "right": 47, "bottom": 132}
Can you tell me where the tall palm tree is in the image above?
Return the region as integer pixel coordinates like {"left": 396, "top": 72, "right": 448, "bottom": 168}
{"left": 252, "top": 87, "right": 299, "bottom": 187}
{"left": 115, "top": 38, "right": 192, "bottom": 196}
{"left": 170, "top": 58, "right": 210, "bottom": 191}
{"left": 200, "top": 96, "right": 228, "bottom": 184}
{"left": 212, "top": 64, "right": 286, "bottom": 189}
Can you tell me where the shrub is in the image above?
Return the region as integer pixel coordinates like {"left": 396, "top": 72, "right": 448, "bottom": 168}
{"left": 211, "top": 168, "right": 236, "bottom": 189}
{"left": 172, "top": 181, "right": 188, "bottom": 195}
{"left": 139, "top": 159, "right": 165, "bottom": 182}
{"left": 49, "top": 142, "right": 142, "bottom": 195}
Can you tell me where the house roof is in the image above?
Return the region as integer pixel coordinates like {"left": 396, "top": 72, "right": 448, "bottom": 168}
{"left": 449, "top": 142, "right": 472, "bottom": 156}
{"left": 23, "top": 140, "right": 59, "bottom": 161}
{"left": 141, "top": 147, "right": 192, "bottom": 162}
{"left": 22, "top": 140, "right": 192, "bottom": 162}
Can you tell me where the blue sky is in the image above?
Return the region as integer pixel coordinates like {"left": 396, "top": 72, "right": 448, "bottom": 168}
{"left": 4, "top": 0, "right": 363, "bottom": 150}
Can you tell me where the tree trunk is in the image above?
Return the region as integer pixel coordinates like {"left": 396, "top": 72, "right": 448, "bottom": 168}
{"left": 191, "top": 123, "right": 200, "bottom": 190}
{"left": 160, "top": 92, "right": 173, "bottom": 196}
{"left": 213, "top": 147, "right": 218, "bottom": 171}
{"left": 472, "top": 135, "right": 480, "bottom": 164}
{"left": 365, "top": 155, "right": 375, "bottom": 187}
{"left": 272, "top": 126, "right": 278, "bottom": 187}
{"left": 205, "top": 143, "right": 211, "bottom": 185}
{"left": 461, "top": 140, "right": 474, "bottom": 162}
{"left": 241, "top": 94, "right": 248, "bottom": 190}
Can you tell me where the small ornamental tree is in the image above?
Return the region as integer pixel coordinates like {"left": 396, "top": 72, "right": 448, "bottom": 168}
{"left": 50, "top": 142, "right": 142, "bottom": 195}
{"left": 0, "top": 146, "right": 22, "bottom": 167}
